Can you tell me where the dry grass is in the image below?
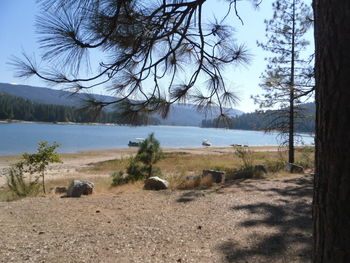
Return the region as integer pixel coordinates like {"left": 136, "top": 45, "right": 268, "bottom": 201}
{"left": 0, "top": 147, "right": 314, "bottom": 201}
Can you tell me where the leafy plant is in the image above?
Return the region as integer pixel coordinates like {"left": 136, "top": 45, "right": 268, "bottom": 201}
{"left": 6, "top": 162, "right": 40, "bottom": 197}
{"left": 111, "top": 170, "right": 126, "bottom": 186}
{"left": 234, "top": 146, "right": 254, "bottom": 170}
{"left": 295, "top": 146, "right": 314, "bottom": 169}
{"left": 264, "top": 159, "right": 286, "bottom": 173}
{"left": 135, "top": 133, "right": 164, "bottom": 178}
{"left": 6, "top": 141, "right": 61, "bottom": 195}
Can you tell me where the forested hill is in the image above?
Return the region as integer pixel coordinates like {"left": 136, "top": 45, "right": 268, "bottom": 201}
{"left": 0, "top": 92, "right": 160, "bottom": 124}
{"left": 202, "top": 103, "right": 315, "bottom": 133}
{"left": 0, "top": 83, "right": 243, "bottom": 126}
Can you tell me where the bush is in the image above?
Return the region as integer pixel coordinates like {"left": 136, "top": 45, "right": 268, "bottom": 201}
{"left": 6, "top": 163, "right": 40, "bottom": 197}
{"left": 5, "top": 141, "right": 61, "bottom": 196}
{"left": 234, "top": 146, "right": 254, "bottom": 170}
{"left": 295, "top": 146, "right": 314, "bottom": 169}
{"left": 136, "top": 133, "right": 163, "bottom": 178}
{"left": 111, "top": 170, "right": 126, "bottom": 186}
{"left": 264, "top": 159, "right": 286, "bottom": 173}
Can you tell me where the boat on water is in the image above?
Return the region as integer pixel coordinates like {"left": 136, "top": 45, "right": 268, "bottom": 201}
{"left": 202, "top": 139, "right": 212, "bottom": 146}
{"left": 128, "top": 138, "right": 145, "bottom": 147}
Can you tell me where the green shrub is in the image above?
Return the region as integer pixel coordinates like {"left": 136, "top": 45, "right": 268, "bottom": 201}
{"left": 234, "top": 146, "right": 254, "bottom": 170}
{"left": 136, "top": 133, "right": 163, "bottom": 178}
{"left": 126, "top": 159, "right": 146, "bottom": 181}
{"left": 111, "top": 170, "right": 126, "bottom": 186}
{"left": 295, "top": 146, "right": 314, "bottom": 169}
{"left": 6, "top": 163, "right": 40, "bottom": 197}
{"left": 6, "top": 141, "right": 61, "bottom": 196}
{"left": 264, "top": 159, "right": 286, "bottom": 173}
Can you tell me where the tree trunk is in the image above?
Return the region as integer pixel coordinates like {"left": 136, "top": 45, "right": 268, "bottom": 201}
{"left": 289, "top": 0, "right": 296, "bottom": 164}
{"left": 42, "top": 172, "right": 46, "bottom": 194}
{"left": 313, "top": 0, "right": 350, "bottom": 262}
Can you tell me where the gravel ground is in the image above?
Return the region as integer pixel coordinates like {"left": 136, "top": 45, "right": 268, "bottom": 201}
{"left": 0, "top": 174, "right": 312, "bottom": 263}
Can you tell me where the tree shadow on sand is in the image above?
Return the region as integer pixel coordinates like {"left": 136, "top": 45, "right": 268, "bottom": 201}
{"left": 176, "top": 191, "right": 205, "bottom": 203}
{"left": 216, "top": 175, "right": 313, "bottom": 263}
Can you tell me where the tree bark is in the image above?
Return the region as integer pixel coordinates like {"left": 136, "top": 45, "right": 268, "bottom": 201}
{"left": 289, "top": 0, "right": 296, "bottom": 164}
{"left": 313, "top": 0, "right": 350, "bottom": 262}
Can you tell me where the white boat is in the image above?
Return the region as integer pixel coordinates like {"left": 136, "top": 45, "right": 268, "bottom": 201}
{"left": 202, "top": 139, "right": 212, "bottom": 146}
{"left": 128, "top": 138, "right": 145, "bottom": 147}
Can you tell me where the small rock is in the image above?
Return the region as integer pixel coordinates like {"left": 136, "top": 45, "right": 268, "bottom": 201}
{"left": 144, "top": 177, "right": 169, "bottom": 190}
{"left": 96, "top": 210, "right": 100, "bottom": 213}
{"left": 254, "top": 165, "right": 267, "bottom": 174}
{"left": 186, "top": 175, "right": 201, "bottom": 181}
{"left": 197, "top": 225, "right": 202, "bottom": 230}
{"left": 202, "top": 170, "right": 226, "bottom": 183}
{"left": 67, "top": 180, "right": 94, "bottom": 197}
{"left": 52, "top": 186, "right": 67, "bottom": 194}
{"left": 284, "top": 163, "right": 304, "bottom": 174}
{"left": 38, "top": 231, "right": 45, "bottom": 235}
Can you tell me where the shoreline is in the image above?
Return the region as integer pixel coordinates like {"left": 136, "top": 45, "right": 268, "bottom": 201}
{"left": 0, "top": 145, "right": 284, "bottom": 159}
{"left": 0, "top": 146, "right": 283, "bottom": 186}
{"left": 0, "top": 119, "right": 315, "bottom": 136}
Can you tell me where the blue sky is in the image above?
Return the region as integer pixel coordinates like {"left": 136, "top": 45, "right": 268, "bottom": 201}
{"left": 0, "top": 0, "right": 313, "bottom": 113}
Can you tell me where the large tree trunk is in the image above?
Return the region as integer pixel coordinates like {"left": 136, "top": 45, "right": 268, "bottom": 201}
{"left": 289, "top": 0, "right": 296, "bottom": 164}
{"left": 313, "top": 0, "right": 350, "bottom": 262}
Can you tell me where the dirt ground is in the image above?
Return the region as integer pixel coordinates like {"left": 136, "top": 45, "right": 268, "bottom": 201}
{"left": 0, "top": 173, "right": 312, "bottom": 263}
{"left": 0, "top": 146, "right": 312, "bottom": 262}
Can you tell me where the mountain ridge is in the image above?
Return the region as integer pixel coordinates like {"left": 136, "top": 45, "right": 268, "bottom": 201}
{"left": 0, "top": 83, "right": 243, "bottom": 126}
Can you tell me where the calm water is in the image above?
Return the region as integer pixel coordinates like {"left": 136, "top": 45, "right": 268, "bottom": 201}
{"left": 0, "top": 123, "right": 314, "bottom": 156}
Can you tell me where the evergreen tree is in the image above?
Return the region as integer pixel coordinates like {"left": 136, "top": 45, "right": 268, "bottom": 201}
{"left": 254, "top": 0, "right": 314, "bottom": 163}
{"left": 12, "top": 0, "right": 253, "bottom": 121}
{"left": 136, "top": 133, "right": 163, "bottom": 178}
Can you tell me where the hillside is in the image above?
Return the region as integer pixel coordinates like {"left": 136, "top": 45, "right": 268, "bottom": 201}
{"left": 0, "top": 83, "right": 243, "bottom": 126}
{"left": 202, "top": 103, "right": 315, "bottom": 133}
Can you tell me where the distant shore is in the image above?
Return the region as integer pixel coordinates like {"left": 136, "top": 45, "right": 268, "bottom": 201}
{"left": 0, "top": 119, "right": 126, "bottom": 126}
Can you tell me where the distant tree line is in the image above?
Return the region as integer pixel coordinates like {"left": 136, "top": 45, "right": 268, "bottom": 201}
{"left": 202, "top": 103, "right": 315, "bottom": 133}
{"left": 0, "top": 92, "right": 160, "bottom": 125}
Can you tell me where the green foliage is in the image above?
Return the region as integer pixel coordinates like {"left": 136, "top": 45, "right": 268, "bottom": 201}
{"left": 234, "top": 146, "right": 254, "bottom": 170}
{"left": 111, "top": 170, "right": 126, "bottom": 186}
{"left": 110, "top": 134, "right": 164, "bottom": 186}
{"left": 6, "top": 163, "right": 40, "bottom": 198}
{"left": 135, "top": 133, "right": 164, "bottom": 178}
{"left": 6, "top": 142, "right": 61, "bottom": 195}
{"left": 126, "top": 159, "right": 147, "bottom": 181}
{"left": 264, "top": 159, "right": 286, "bottom": 173}
{"left": 295, "top": 146, "right": 314, "bottom": 169}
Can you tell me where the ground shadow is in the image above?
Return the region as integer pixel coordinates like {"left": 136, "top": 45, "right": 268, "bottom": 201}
{"left": 216, "top": 175, "right": 313, "bottom": 262}
{"left": 176, "top": 191, "right": 205, "bottom": 203}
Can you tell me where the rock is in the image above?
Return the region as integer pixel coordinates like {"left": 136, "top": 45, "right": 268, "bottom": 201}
{"left": 144, "top": 177, "right": 169, "bottom": 190}
{"left": 81, "top": 181, "right": 94, "bottom": 195}
{"left": 67, "top": 180, "right": 94, "bottom": 197}
{"left": 53, "top": 186, "right": 67, "bottom": 194}
{"left": 284, "top": 163, "right": 304, "bottom": 174}
{"left": 254, "top": 165, "right": 267, "bottom": 174}
{"left": 202, "top": 170, "right": 226, "bottom": 183}
{"left": 186, "top": 175, "right": 201, "bottom": 181}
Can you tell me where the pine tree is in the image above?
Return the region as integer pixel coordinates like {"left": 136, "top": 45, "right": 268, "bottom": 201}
{"left": 11, "top": 0, "right": 255, "bottom": 121}
{"left": 136, "top": 133, "right": 163, "bottom": 178}
{"left": 254, "top": 0, "right": 314, "bottom": 163}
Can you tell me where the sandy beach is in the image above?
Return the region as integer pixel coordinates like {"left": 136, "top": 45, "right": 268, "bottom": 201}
{"left": 0, "top": 146, "right": 281, "bottom": 186}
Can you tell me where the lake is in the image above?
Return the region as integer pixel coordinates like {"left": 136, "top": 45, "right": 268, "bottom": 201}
{"left": 0, "top": 123, "right": 314, "bottom": 156}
